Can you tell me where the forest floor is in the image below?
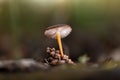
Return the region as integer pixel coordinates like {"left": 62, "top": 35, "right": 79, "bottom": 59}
{"left": 0, "top": 60, "right": 120, "bottom": 80}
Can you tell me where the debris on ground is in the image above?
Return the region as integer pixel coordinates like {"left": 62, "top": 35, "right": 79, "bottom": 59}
{"left": 0, "top": 59, "right": 49, "bottom": 72}
{"left": 45, "top": 47, "right": 74, "bottom": 66}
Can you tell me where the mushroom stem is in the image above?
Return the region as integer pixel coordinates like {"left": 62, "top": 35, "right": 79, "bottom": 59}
{"left": 56, "top": 32, "right": 64, "bottom": 57}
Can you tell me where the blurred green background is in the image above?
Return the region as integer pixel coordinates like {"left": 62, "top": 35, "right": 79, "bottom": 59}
{"left": 0, "top": 0, "right": 120, "bottom": 61}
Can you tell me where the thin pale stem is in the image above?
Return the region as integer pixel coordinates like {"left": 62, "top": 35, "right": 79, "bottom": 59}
{"left": 56, "top": 33, "right": 64, "bottom": 57}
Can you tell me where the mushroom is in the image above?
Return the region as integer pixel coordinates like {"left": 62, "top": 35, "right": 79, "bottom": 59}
{"left": 44, "top": 24, "right": 72, "bottom": 58}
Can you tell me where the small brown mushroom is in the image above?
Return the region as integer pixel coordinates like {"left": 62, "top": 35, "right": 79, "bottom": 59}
{"left": 44, "top": 24, "right": 72, "bottom": 58}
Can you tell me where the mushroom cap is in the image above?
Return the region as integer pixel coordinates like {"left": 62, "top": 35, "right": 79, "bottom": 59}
{"left": 44, "top": 24, "right": 72, "bottom": 39}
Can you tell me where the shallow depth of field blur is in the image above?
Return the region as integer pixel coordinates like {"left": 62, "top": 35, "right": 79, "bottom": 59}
{"left": 0, "top": 0, "right": 120, "bottom": 62}
{"left": 1, "top": 0, "right": 120, "bottom": 79}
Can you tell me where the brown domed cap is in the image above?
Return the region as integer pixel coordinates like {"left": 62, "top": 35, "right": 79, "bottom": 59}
{"left": 44, "top": 24, "right": 72, "bottom": 39}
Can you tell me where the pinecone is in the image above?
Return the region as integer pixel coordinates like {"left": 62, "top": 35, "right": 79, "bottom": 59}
{"left": 45, "top": 47, "right": 74, "bottom": 66}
